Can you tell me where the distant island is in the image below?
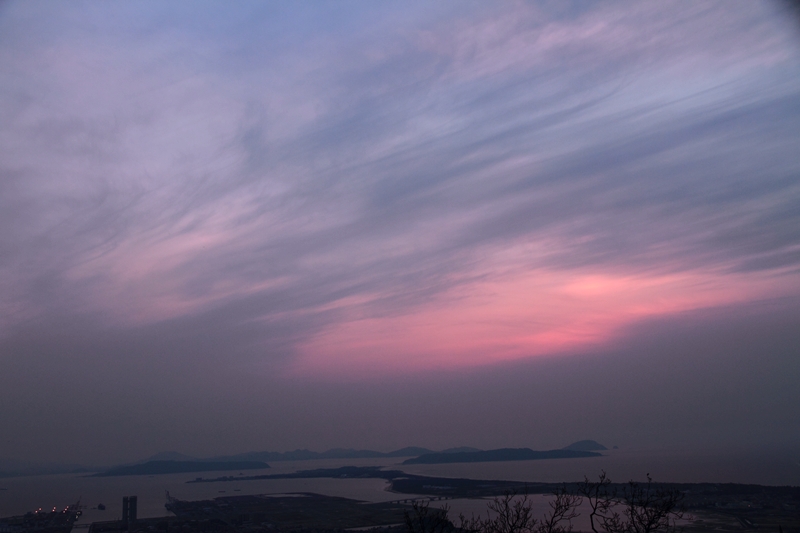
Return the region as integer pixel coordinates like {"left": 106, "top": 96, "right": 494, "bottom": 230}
{"left": 561, "top": 439, "right": 607, "bottom": 452}
{"left": 96, "top": 441, "right": 605, "bottom": 476}
{"left": 402, "top": 447, "right": 601, "bottom": 465}
{"left": 93, "top": 460, "right": 270, "bottom": 476}
{"left": 139, "top": 442, "right": 601, "bottom": 465}
{"left": 135, "top": 446, "right": 482, "bottom": 465}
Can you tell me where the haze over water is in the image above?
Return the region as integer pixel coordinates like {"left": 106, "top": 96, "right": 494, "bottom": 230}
{"left": 2, "top": 447, "right": 799, "bottom": 521}
{"left": 400, "top": 446, "right": 800, "bottom": 486}
{"left": 1, "top": 0, "right": 799, "bottom": 495}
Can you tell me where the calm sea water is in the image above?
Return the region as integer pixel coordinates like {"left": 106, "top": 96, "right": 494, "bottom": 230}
{"left": 400, "top": 446, "right": 800, "bottom": 486}
{"left": 1, "top": 447, "right": 798, "bottom": 526}
{"left": 0, "top": 458, "right": 407, "bottom": 524}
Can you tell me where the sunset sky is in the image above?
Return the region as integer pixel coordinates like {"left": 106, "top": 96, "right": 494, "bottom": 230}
{"left": 1, "top": 1, "right": 799, "bottom": 465}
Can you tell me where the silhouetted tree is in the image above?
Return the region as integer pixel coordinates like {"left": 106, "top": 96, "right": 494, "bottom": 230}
{"left": 406, "top": 475, "right": 682, "bottom": 533}
{"left": 481, "top": 490, "right": 537, "bottom": 533}
{"left": 577, "top": 471, "right": 615, "bottom": 533}
{"left": 539, "top": 486, "right": 581, "bottom": 533}
{"left": 577, "top": 472, "right": 685, "bottom": 533}
{"left": 456, "top": 488, "right": 580, "bottom": 533}
{"left": 405, "top": 500, "right": 454, "bottom": 533}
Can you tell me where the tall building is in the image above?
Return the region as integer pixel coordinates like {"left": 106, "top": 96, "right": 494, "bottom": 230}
{"left": 122, "top": 497, "right": 129, "bottom": 528}
{"left": 122, "top": 496, "right": 137, "bottom": 528}
{"left": 128, "top": 496, "right": 137, "bottom": 524}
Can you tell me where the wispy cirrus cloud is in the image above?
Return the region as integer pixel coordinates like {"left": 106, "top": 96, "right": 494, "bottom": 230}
{"left": 1, "top": 0, "right": 799, "bottom": 375}
{"left": 3, "top": 0, "right": 800, "bottom": 463}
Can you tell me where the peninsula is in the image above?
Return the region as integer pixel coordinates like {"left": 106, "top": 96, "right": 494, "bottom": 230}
{"left": 402, "top": 447, "right": 601, "bottom": 465}
{"left": 94, "top": 460, "right": 270, "bottom": 477}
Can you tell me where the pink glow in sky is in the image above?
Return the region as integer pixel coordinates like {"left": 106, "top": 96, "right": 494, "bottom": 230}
{"left": 1, "top": 0, "right": 800, "bottom": 463}
{"left": 292, "top": 262, "right": 797, "bottom": 378}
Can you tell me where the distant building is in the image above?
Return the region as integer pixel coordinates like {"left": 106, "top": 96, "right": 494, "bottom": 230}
{"left": 121, "top": 496, "right": 137, "bottom": 528}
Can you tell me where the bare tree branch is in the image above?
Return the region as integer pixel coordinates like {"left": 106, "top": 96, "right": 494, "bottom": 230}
{"left": 404, "top": 500, "right": 453, "bottom": 533}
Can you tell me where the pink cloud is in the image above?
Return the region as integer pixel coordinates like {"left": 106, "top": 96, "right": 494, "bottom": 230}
{"left": 289, "top": 263, "right": 799, "bottom": 379}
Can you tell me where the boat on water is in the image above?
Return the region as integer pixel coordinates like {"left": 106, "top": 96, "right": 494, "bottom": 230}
{"left": 0, "top": 501, "right": 81, "bottom": 533}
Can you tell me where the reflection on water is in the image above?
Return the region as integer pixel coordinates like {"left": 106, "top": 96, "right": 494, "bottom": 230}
{"left": 1, "top": 447, "right": 798, "bottom": 523}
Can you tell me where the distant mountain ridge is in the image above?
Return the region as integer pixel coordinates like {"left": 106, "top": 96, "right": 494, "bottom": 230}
{"left": 2, "top": 442, "right": 606, "bottom": 478}
{"left": 202, "top": 447, "right": 437, "bottom": 463}
{"left": 141, "top": 442, "right": 604, "bottom": 464}
{"left": 94, "top": 460, "right": 270, "bottom": 477}
{"left": 145, "top": 451, "right": 199, "bottom": 462}
{"left": 562, "top": 440, "right": 607, "bottom": 452}
{"left": 141, "top": 446, "right": 474, "bottom": 464}
{"left": 0, "top": 458, "right": 93, "bottom": 478}
{"left": 402, "top": 447, "right": 602, "bottom": 465}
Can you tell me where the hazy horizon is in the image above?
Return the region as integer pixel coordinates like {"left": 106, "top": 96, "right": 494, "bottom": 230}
{"left": 1, "top": 1, "right": 799, "bottom": 468}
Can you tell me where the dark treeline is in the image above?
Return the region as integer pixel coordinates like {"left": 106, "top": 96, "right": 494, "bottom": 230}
{"left": 408, "top": 474, "right": 680, "bottom": 533}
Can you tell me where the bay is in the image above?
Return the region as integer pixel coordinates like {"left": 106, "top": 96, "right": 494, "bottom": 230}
{"left": 1, "top": 446, "right": 798, "bottom": 528}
